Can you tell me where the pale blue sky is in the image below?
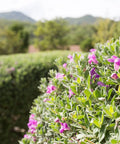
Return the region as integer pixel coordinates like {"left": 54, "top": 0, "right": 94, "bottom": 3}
{"left": 0, "top": 0, "right": 120, "bottom": 20}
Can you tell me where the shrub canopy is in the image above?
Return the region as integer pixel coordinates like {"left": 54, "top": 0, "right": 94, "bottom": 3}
{"left": 20, "top": 39, "right": 120, "bottom": 144}
{"left": 0, "top": 51, "right": 70, "bottom": 144}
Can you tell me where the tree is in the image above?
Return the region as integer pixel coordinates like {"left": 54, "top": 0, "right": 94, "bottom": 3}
{"left": 34, "top": 19, "right": 69, "bottom": 50}
{"left": 0, "top": 23, "right": 30, "bottom": 54}
{"left": 93, "top": 19, "right": 118, "bottom": 44}
{"left": 68, "top": 25, "right": 96, "bottom": 51}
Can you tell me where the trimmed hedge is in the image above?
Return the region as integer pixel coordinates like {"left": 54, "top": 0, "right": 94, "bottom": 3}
{"left": 0, "top": 51, "right": 70, "bottom": 144}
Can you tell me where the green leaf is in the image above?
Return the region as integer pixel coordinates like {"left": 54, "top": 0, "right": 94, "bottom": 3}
{"left": 77, "top": 77, "right": 81, "bottom": 84}
{"left": 74, "top": 53, "right": 81, "bottom": 64}
{"left": 93, "top": 89, "right": 101, "bottom": 98}
{"left": 93, "top": 118, "right": 101, "bottom": 128}
{"left": 118, "top": 85, "right": 120, "bottom": 93}
{"left": 76, "top": 133, "right": 85, "bottom": 139}
{"left": 111, "top": 139, "right": 118, "bottom": 144}
{"left": 107, "top": 88, "right": 113, "bottom": 100}
{"left": 87, "top": 75, "right": 91, "bottom": 90}
{"left": 103, "top": 105, "right": 114, "bottom": 118}
{"left": 84, "top": 89, "right": 91, "bottom": 100}
{"left": 99, "top": 125, "right": 107, "bottom": 142}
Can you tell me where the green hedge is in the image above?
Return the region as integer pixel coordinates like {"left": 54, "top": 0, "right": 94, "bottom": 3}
{"left": 0, "top": 51, "right": 70, "bottom": 144}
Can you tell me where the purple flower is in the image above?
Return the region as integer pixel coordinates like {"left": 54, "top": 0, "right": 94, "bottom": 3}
{"left": 111, "top": 73, "right": 118, "bottom": 79}
{"left": 70, "top": 74, "right": 73, "bottom": 78}
{"left": 55, "top": 73, "right": 65, "bottom": 80}
{"left": 63, "top": 63, "right": 67, "bottom": 68}
{"left": 43, "top": 98, "right": 50, "bottom": 102}
{"left": 59, "top": 123, "right": 70, "bottom": 133}
{"left": 107, "top": 55, "right": 118, "bottom": 63}
{"left": 90, "top": 49, "right": 96, "bottom": 53}
{"left": 90, "top": 68, "right": 100, "bottom": 79}
{"left": 107, "top": 56, "right": 120, "bottom": 71}
{"left": 30, "top": 114, "right": 35, "bottom": 120}
{"left": 88, "top": 53, "right": 98, "bottom": 64}
{"left": 27, "top": 114, "right": 38, "bottom": 134}
{"left": 32, "top": 137, "right": 36, "bottom": 142}
{"left": 54, "top": 118, "right": 60, "bottom": 123}
{"left": 114, "top": 58, "right": 120, "bottom": 71}
{"left": 74, "top": 77, "right": 77, "bottom": 81}
{"left": 59, "top": 128, "right": 64, "bottom": 133}
{"left": 7, "top": 67, "right": 15, "bottom": 73}
{"left": 24, "top": 134, "right": 31, "bottom": 139}
{"left": 68, "top": 55, "right": 74, "bottom": 62}
{"left": 69, "top": 89, "right": 75, "bottom": 98}
{"left": 97, "top": 81, "right": 106, "bottom": 87}
{"left": 46, "top": 85, "right": 56, "bottom": 94}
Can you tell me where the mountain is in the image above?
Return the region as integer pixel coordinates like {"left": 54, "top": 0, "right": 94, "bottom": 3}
{"left": 64, "top": 15, "right": 104, "bottom": 25}
{"left": 0, "top": 11, "right": 36, "bottom": 23}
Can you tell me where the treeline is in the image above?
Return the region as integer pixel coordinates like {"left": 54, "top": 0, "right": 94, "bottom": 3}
{"left": 0, "top": 18, "right": 120, "bottom": 54}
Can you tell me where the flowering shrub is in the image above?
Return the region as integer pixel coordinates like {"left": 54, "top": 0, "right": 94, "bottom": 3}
{"left": 20, "top": 39, "right": 120, "bottom": 144}
{"left": 0, "top": 51, "right": 70, "bottom": 144}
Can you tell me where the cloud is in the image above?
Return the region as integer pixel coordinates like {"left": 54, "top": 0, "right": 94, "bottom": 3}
{"left": 0, "top": 0, "right": 120, "bottom": 20}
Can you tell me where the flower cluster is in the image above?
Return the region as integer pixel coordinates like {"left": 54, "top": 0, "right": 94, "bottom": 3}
{"left": 23, "top": 114, "right": 37, "bottom": 142}
{"left": 90, "top": 67, "right": 100, "bottom": 79}
{"left": 46, "top": 85, "right": 56, "bottom": 94}
{"left": 107, "top": 55, "right": 120, "bottom": 71}
{"left": 88, "top": 52, "right": 98, "bottom": 64}
{"left": 55, "top": 73, "right": 65, "bottom": 80}
{"left": 54, "top": 118, "right": 70, "bottom": 133}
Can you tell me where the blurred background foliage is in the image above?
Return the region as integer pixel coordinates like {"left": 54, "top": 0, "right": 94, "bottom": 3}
{"left": 0, "top": 17, "right": 120, "bottom": 54}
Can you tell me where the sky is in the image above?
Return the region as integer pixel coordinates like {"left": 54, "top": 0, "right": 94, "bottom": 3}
{"left": 0, "top": 0, "right": 120, "bottom": 21}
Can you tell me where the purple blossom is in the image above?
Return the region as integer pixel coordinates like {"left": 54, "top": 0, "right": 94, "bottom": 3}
{"left": 55, "top": 73, "right": 65, "bottom": 80}
{"left": 70, "top": 74, "right": 73, "bottom": 78}
{"left": 7, "top": 67, "right": 15, "bottom": 73}
{"left": 69, "top": 89, "right": 75, "bottom": 98}
{"left": 111, "top": 73, "right": 118, "bottom": 79}
{"left": 63, "top": 63, "right": 67, "bottom": 68}
{"left": 114, "top": 58, "right": 120, "bottom": 71}
{"left": 24, "top": 134, "right": 31, "bottom": 139}
{"left": 107, "top": 55, "right": 118, "bottom": 63}
{"left": 90, "top": 68, "right": 100, "bottom": 79}
{"left": 107, "top": 56, "right": 120, "bottom": 71}
{"left": 68, "top": 55, "right": 74, "bottom": 62}
{"left": 90, "top": 49, "right": 96, "bottom": 53}
{"left": 29, "top": 114, "right": 35, "bottom": 120}
{"left": 32, "top": 137, "right": 36, "bottom": 142}
{"left": 97, "top": 81, "right": 106, "bottom": 87}
{"left": 46, "top": 85, "right": 56, "bottom": 94}
{"left": 74, "top": 77, "right": 77, "bottom": 81}
{"left": 54, "top": 118, "right": 60, "bottom": 123}
{"left": 27, "top": 114, "right": 38, "bottom": 134}
{"left": 43, "top": 98, "right": 50, "bottom": 102}
{"left": 88, "top": 53, "right": 98, "bottom": 64}
{"left": 59, "top": 123, "right": 70, "bottom": 133}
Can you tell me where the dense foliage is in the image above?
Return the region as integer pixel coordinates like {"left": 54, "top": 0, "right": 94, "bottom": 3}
{"left": 1, "top": 18, "right": 120, "bottom": 54}
{"left": 20, "top": 39, "right": 120, "bottom": 143}
{"left": 0, "top": 51, "right": 70, "bottom": 144}
{"left": 34, "top": 19, "right": 69, "bottom": 50}
{"left": 0, "top": 23, "right": 30, "bottom": 54}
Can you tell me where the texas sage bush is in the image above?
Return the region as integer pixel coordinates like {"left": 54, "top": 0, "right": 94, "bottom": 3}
{"left": 0, "top": 51, "right": 70, "bottom": 144}
{"left": 20, "top": 39, "right": 120, "bottom": 144}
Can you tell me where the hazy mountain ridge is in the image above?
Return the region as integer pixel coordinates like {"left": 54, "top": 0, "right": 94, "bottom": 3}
{"left": 0, "top": 11, "right": 106, "bottom": 25}
{"left": 0, "top": 11, "right": 36, "bottom": 23}
{"left": 64, "top": 15, "right": 105, "bottom": 25}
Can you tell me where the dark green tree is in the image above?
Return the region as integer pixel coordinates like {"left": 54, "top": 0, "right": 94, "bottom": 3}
{"left": 34, "top": 19, "right": 69, "bottom": 50}
{"left": 0, "top": 23, "right": 30, "bottom": 54}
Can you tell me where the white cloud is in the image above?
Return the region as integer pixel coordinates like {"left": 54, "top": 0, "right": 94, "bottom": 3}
{"left": 0, "top": 0, "right": 119, "bottom": 20}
